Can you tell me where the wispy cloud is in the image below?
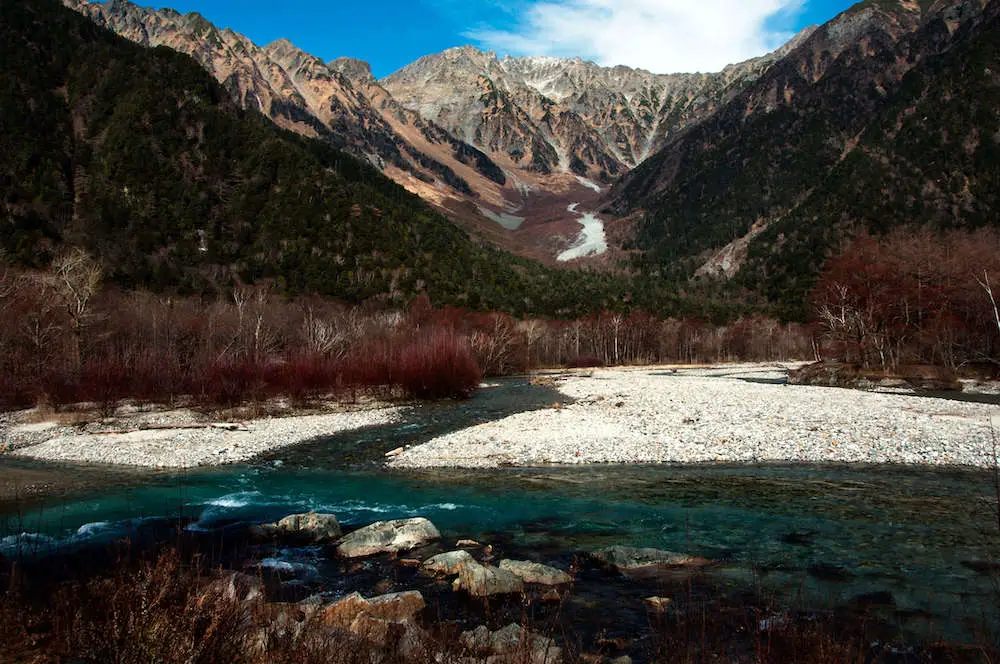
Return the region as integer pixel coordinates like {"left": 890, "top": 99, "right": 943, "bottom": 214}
{"left": 466, "top": 0, "right": 803, "bottom": 74}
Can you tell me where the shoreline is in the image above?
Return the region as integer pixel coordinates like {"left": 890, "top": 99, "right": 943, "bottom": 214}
{"left": 3, "top": 363, "right": 1000, "bottom": 476}
{"left": 389, "top": 365, "right": 1000, "bottom": 470}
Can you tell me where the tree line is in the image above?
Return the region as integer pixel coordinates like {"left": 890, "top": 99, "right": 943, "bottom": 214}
{"left": 0, "top": 251, "right": 814, "bottom": 412}
{"left": 810, "top": 227, "right": 1000, "bottom": 372}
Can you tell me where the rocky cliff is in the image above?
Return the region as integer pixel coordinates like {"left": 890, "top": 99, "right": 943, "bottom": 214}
{"left": 382, "top": 39, "right": 813, "bottom": 183}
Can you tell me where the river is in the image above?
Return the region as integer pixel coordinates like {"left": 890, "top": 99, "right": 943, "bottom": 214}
{"left": 1, "top": 378, "right": 997, "bottom": 645}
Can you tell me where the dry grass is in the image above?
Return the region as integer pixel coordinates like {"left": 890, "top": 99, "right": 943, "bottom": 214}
{"left": 1, "top": 547, "right": 997, "bottom": 664}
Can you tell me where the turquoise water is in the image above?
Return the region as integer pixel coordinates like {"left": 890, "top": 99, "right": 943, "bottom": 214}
{"left": 1, "top": 379, "right": 998, "bottom": 641}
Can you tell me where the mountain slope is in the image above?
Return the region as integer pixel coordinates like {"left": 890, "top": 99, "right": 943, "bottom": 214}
{"left": 382, "top": 38, "right": 813, "bottom": 183}
{"left": 608, "top": 0, "right": 1000, "bottom": 317}
{"left": 0, "top": 0, "right": 640, "bottom": 316}
{"left": 63, "top": 0, "right": 516, "bottom": 212}
{"left": 61, "top": 0, "right": 652, "bottom": 262}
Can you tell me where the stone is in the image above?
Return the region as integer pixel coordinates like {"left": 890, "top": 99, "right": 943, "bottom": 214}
{"left": 250, "top": 511, "right": 341, "bottom": 543}
{"left": 460, "top": 624, "right": 493, "bottom": 653}
{"left": 336, "top": 517, "right": 440, "bottom": 558}
{"left": 322, "top": 592, "right": 371, "bottom": 629}
{"left": 540, "top": 588, "right": 563, "bottom": 602}
{"left": 642, "top": 596, "right": 672, "bottom": 612}
{"left": 590, "top": 546, "right": 709, "bottom": 571}
{"left": 322, "top": 590, "right": 425, "bottom": 628}
{"left": 455, "top": 561, "right": 525, "bottom": 597}
{"left": 460, "top": 623, "right": 561, "bottom": 664}
{"left": 423, "top": 549, "right": 476, "bottom": 575}
{"left": 499, "top": 559, "right": 572, "bottom": 585}
{"left": 207, "top": 572, "right": 264, "bottom": 603}
{"left": 368, "top": 591, "right": 426, "bottom": 621}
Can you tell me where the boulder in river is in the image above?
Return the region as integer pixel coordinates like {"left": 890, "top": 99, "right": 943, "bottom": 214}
{"left": 454, "top": 561, "right": 525, "bottom": 597}
{"left": 249, "top": 511, "right": 341, "bottom": 543}
{"left": 499, "top": 559, "right": 572, "bottom": 585}
{"left": 642, "top": 596, "right": 673, "bottom": 612}
{"left": 423, "top": 549, "right": 476, "bottom": 575}
{"left": 336, "top": 517, "right": 440, "bottom": 558}
{"left": 591, "top": 546, "right": 710, "bottom": 571}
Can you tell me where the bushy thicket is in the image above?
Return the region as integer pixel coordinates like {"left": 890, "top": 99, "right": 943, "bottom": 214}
{"left": 0, "top": 255, "right": 812, "bottom": 411}
{"left": 810, "top": 227, "right": 1000, "bottom": 370}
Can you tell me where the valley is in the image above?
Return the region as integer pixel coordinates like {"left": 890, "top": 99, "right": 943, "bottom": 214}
{"left": 2, "top": 0, "right": 1000, "bottom": 661}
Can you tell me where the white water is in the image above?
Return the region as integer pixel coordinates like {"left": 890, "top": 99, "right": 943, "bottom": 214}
{"left": 557, "top": 203, "right": 608, "bottom": 261}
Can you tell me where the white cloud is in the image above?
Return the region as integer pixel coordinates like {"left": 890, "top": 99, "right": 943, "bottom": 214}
{"left": 467, "top": 0, "right": 803, "bottom": 74}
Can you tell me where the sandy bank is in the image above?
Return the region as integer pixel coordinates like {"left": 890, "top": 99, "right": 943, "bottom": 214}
{"left": 389, "top": 365, "right": 1000, "bottom": 469}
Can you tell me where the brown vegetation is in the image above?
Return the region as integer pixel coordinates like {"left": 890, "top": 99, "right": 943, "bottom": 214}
{"left": 0, "top": 546, "right": 994, "bottom": 664}
{"left": 0, "top": 256, "right": 812, "bottom": 413}
{"left": 811, "top": 228, "right": 1000, "bottom": 371}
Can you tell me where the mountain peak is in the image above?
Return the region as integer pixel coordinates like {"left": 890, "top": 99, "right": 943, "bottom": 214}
{"left": 265, "top": 37, "right": 296, "bottom": 51}
{"left": 329, "top": 56, "right": 375, "bottom": 84}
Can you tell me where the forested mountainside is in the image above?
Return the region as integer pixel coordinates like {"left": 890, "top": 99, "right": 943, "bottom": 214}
{"left": 63, "top": 0, "right": 814, "bottom": 259}
{"left": 609, "top": 0, "right": 1000, "bottom": 317}
{"left": 62, "top": 0, "right": 514, "bottom": 210}
{"left": 0, "top": 0, "right": 658, "bottom": 317}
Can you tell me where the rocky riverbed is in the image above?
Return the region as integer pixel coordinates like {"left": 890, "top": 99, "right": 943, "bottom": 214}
{"left": 389, "top": 365, "right": 1000, "bottom": 469}
{"left": 2, "top": 404, "right": 407, "bottom": 469}
{"left": 4, "top": 364, "right": 1000, "bottom": 471}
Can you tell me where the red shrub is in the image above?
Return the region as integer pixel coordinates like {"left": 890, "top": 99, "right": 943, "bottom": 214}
{"left": 566, "top": 355, "right": 604, "bottom": 369}
{"left": 393, "top": 328, "right": 481, "bottom": 399}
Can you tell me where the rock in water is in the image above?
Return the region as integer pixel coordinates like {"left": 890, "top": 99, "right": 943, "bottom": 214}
{"left": 250, "top": 511, "right": 341, "bottom": 543}
{"left": 591, "top": 546, "right": 709, "bottom": 571}
{"left": 455, "top": 561, "right": 525, "bottom": 597}
{"left": 336, "top": 518, "right": 441, "bottom": 558}
{"left": 499, "top": 559, "right": 572, "bottom": 585}
{"left": 423, "top": 549, "right": 476, "bottom": 575}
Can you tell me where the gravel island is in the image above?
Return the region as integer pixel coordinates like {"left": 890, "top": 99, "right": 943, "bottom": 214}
{"left": 389, "top": 365, "right": 1000, "bottom": 469}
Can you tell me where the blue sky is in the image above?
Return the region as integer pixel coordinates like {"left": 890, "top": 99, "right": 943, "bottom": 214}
{"left": 146, "top": 0, "right": 860, "bottom": 78}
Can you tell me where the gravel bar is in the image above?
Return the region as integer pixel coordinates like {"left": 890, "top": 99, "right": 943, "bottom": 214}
{"left": 6, "top": 407, "right": 407, "bottom": 469}
{"left": 389, "top": 366, "right": 1000, "bottom": 469}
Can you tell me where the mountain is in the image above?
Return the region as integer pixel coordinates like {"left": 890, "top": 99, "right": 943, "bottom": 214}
{"left": 62, "top": 0, "right": 518, "bottom": 214}
{"left": 1, "top": 0, "right": 646, "bottom": 316}
{"left": 61, "top": 1, "right": 814, "bottom": 265}
{"left": 608, "top": 0, "right": 1000, "bottom": 317}
{"left": 382, "top": 39, "right": 813, "bottom": 182}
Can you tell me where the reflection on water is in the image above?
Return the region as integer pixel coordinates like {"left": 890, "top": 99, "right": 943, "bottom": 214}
{"left": 0, "top": 378, "right": 998, "bottom": 643}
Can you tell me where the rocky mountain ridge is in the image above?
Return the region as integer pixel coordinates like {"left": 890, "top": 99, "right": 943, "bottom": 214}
{"left": 382, "top": 36, "right": 815, "bottom": 182}
{"left": 61, "top": 0, "right": 810, "bottom": 264}
{"left": 62, "top": 0, "right": 516, "bottom": 214}
{"left": 608, "top": 0, "right": 1000, "bottom": 315}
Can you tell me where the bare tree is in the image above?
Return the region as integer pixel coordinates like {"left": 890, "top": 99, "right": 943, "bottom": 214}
{"left": 518, "top": 319, "right": 545, "bottom": 371}
{"left": 978, "top": 271, "right": 1000, "bottom": 338}
{"left": 45, "top": 249, "right": 102, "bottom": 369}
{"left": 471, "top": 315, "right": 517, "bottom": 376}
